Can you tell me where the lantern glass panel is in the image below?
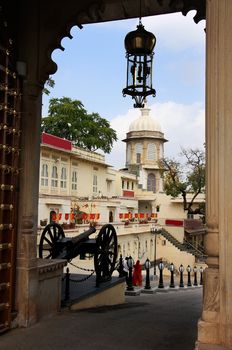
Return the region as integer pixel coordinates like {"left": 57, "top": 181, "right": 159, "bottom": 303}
{"left": 126, "top": 55, "right": 153, "bottom": 93}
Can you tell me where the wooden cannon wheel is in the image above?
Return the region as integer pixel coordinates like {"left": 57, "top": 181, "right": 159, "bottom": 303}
{"left": 94, "top": 224, "right": 118, "bottom": 283}
{"left": 39, "top": 223, "right": 65, "bottom": 259}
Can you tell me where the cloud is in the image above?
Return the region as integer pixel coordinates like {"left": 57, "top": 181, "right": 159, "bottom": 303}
{"left": 105, "top": 101, "right": 205, "bottom": 168}
{"left": 143, "top": 12, "right": 205, "bottom": 51}
{"left": 99, "top": 11, "right": 205, "bottom": 51}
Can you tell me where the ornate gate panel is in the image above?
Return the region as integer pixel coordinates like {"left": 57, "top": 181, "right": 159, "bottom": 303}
{"left": 0, "top": 13, "right": 21, "bottom": 332}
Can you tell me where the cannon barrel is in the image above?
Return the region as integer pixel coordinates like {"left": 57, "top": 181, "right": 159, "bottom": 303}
{"left": 70, "top": 226, "right": 96, "bottom": 247}
{"left": 52, "top": 226, "right": 97, "bottom": 260}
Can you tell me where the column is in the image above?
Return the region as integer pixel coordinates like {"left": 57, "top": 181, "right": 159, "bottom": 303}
{"left": 15, "top": 81, "right": 42, "bottom": 326}
{"left": 197, "top": 0, "right": 232, "bottom": 348}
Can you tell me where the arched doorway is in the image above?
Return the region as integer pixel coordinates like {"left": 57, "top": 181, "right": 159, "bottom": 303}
{"left": 50, "top": 210, "right": 56, "bottom": 223}
{"left": 109, "top": 210, "right": 114, "bottom": 223}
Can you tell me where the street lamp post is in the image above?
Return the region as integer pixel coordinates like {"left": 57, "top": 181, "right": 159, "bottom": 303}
{"left": 199, "top": 266, "right": 204, "bottom": 285}
{"left": 151, "top": 226, "right": 159, "bottom": 278}
{"left": 193, "top": 266, "right": 198, "bottom": 286}
{"left": 186, "top": 265, "right": 192, "bottom": 287}
{"left": 126, "top": 256, "right": 134, "bottom": 291}
{"left": 158, "top": 260, "right": 164, "bottom": 288}
{"left": 144, "top": 258, "right": 151, "bottom": 290}
{"left": 179, "top": 264, "right": 185, "bottom": 288}
{"left": 169, "top": 262, "right": 175, "bottom": 288}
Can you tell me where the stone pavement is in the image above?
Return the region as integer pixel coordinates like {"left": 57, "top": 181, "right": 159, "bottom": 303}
{"left": 0, "top": 287, "right": 202, "bottom": 350}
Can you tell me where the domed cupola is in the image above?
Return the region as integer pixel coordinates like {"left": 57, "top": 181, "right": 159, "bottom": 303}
{"left": 123, "top": 103, "right": 168, "bottom": 172}
{"left": 123, "top": 104, "right": 168, "bottom": 195}
{"left": 129, "top": 105, "right": 162, "bottom": 133}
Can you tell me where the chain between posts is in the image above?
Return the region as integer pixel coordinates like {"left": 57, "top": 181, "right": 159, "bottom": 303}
{"left": 63, "top": 261, "right": 95, "bottom": 283}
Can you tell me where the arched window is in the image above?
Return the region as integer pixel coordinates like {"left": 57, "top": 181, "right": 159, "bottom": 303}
{"left": 50, "top": 210, "right": 56, "bottom": 223}
{"left": 147, "top": 173, "right": 156, "bottom": 192}
{"left": 147, "top": 143, "right": 156, "bottom": 160}
{"left": 61, "top": 167, "right": 67, "bottom": 188}
{"left": 41, "top": 164, "right": 48, "bottom": 186}
{"left": 51, "top": 166, "right": 58, "bottom": 187}
{"left": 135, "top": 143, "right": 142, "bottom": 163}
{"left": 109, "top": 210, "right": 114, "bottom": 222}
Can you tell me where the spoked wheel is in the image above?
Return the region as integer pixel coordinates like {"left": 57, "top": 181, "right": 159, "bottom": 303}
{"left": 94, "top": 224, "right": 118, "bottom": 283}
{"left": 39, "top": 223, "right": 65, "bottom": 259}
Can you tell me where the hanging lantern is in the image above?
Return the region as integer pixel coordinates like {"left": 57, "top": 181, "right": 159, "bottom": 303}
{"left": 122, "top": 20, "right": 156, "bottom": 108}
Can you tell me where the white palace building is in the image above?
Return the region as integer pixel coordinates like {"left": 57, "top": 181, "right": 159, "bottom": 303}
{"left": 38, "top": 105, "right": 205, "bottom": 270}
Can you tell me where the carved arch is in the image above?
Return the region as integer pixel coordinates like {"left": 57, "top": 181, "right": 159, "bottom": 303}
{"left": 40, "top": 0, "right": 206, "bottom": 85}
{"left": 40, "top": 2, "right": 106, "bottom": 85}
{"left": 168, "top": 0, "right": 206, "bottom": 23}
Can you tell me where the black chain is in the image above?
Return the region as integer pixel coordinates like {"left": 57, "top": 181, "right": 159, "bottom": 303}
{"left": 63, "top": 260, "right": 95, "bottom": 283}
{"left": 69, "top": 260, "right": 95, "bottom": 272}
{"left": 69, "top": 270, "right": 95, "bottom": 283}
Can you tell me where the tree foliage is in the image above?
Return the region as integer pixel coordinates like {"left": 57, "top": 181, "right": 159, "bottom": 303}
{"left": 41, "top": 97, "right": 117, "bottom": 153}
{"left": 159, "top": 148, "right": 205, "bottom": 215}
{"left": 43, "top": 77, "right": 55, "bottom": 95}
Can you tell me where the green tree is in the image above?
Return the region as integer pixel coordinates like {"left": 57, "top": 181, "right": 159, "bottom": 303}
{"left": 43, "top": 77, "right": 55, "bottom": 95}
{"left": 159, "top": 148, "right": 205, "bottom": 215}
{"left": 41, "top": 97, "right": 117, "bottom": 153}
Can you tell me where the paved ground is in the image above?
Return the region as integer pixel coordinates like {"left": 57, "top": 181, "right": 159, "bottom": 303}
{"left": 0, "top": 288, "right": 202, "bottom": 350}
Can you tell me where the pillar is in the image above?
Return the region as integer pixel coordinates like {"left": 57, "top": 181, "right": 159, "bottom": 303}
{"left": 14, "top": 0, "right": 45, "bottom": 326}
{"left": 197, "top": 0, "right": 232, "bottom": 348}
{"left": 15, "top": 81, "right": 42, "bottom": 326}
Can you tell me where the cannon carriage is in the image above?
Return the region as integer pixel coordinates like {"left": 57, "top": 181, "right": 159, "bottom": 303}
{"left": 39, "top": 223, "right": 118, "bottom": 283}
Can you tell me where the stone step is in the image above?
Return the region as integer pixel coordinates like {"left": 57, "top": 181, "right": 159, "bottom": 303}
{"left": 61, "top": 273, "right": 126, "bottom": 311}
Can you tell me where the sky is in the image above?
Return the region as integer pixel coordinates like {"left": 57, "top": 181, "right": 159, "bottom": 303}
{"left": 42, "top": 11, "right": 206, "bottom": 169}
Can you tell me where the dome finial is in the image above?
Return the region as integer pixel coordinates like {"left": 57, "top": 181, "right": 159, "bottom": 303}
{"left": 140, "top": 101, "right": 150, "bottom": 117}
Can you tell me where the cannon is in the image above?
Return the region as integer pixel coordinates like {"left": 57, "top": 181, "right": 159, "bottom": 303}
{"left": 39, "top": 223, "right": 118, "bottom": 283}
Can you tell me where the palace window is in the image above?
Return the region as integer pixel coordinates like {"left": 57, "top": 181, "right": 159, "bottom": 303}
{"left": 147, "top": 173, "right": 156, "bottom": 192}
{"left": 93, "top": 174, "right": 98, "bottom": 193}
{"left": 135, "top": 143, "right": 142, "bottom": 164}
{"left": 41, "top": 164, "right": 48, "bottom": 186}
{"left": 72, "top": 170, "right": 77, "bottom": 190}
{"left": 147, "top": 143, "right": 156, "bottom": 160}
{"left": 60, "top": 167, "right": 67, "bottom": 189}
{"left": 51, "top": 166, "right": 58, "bottom": 187}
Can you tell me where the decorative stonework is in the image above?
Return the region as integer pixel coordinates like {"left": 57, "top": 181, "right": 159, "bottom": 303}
{"left": 41, "top": 1, "right": 105, "bottom": 83}
{"left": 38, "top": 0, "right": 206, "bottom": 85}
{"left": 21, "top": 216, "right": 34, "bottom": 234}
{"left": 169, "top": 0, "right": 206, "bottom": 23}
{"left": 203, "top": 269, "right": 219, "bottom": 315}
{"left": 38, "top": 259, "right": 67, "bottom": 275}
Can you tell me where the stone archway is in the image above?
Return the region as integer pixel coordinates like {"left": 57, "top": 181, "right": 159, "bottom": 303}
{"left": 15, "top": 0, "right": 207, "bottom": 333}
{"left": 6, "top": 1, "right": 232, "bottom": 349}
